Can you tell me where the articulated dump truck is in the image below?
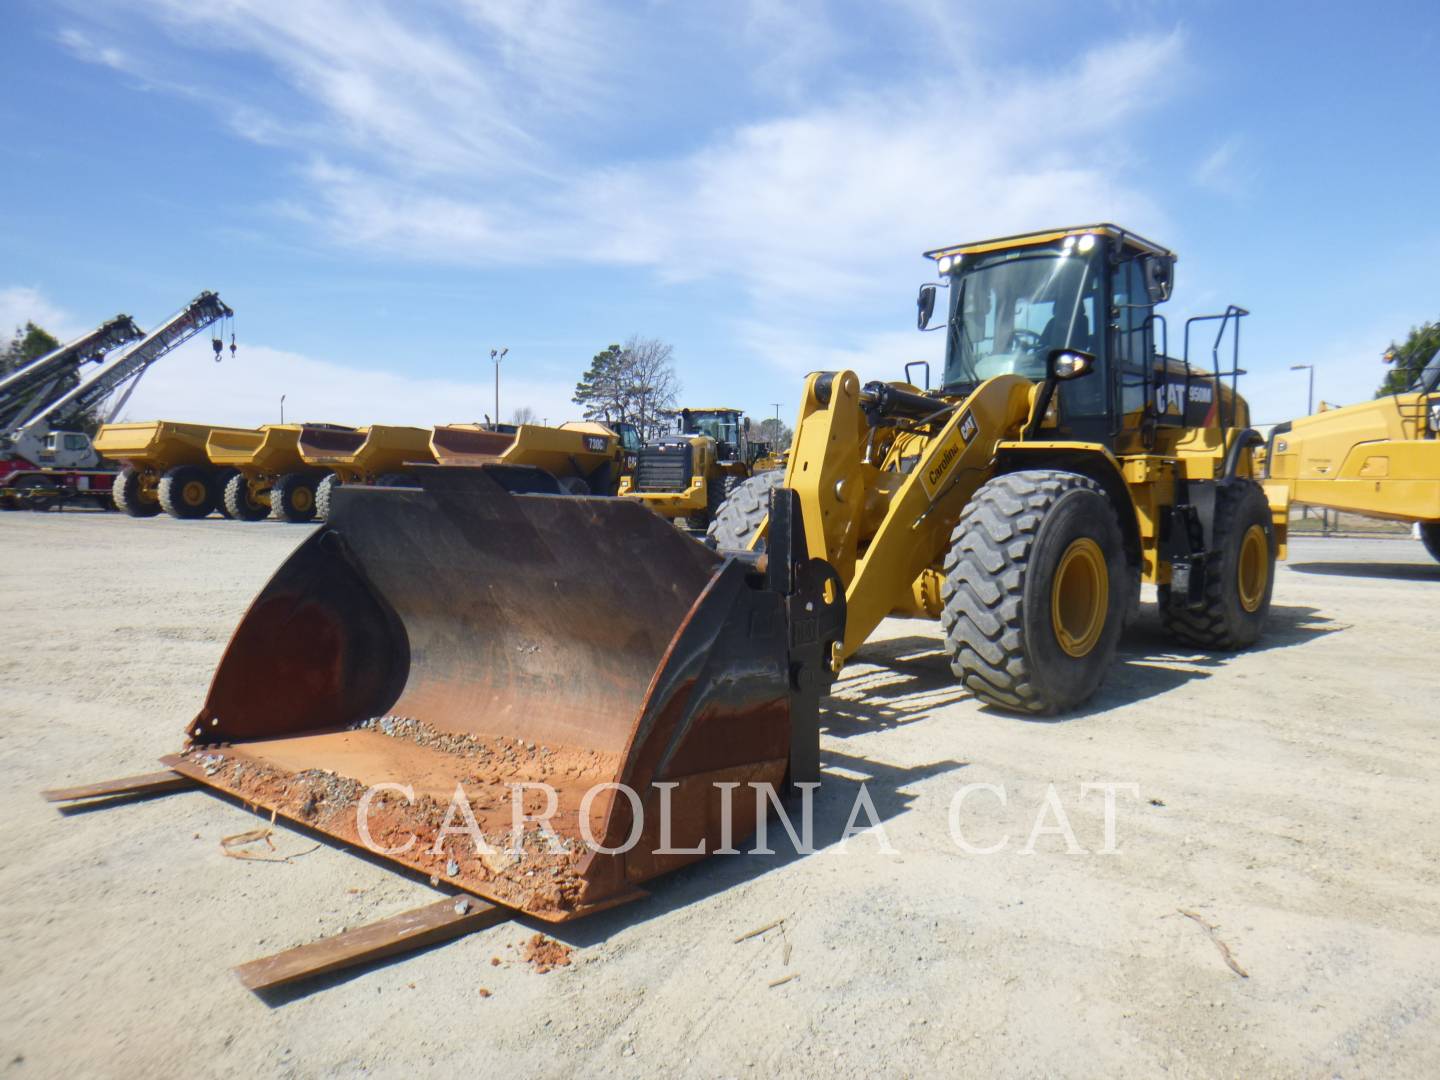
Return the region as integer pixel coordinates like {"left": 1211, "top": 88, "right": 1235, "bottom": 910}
{"left": 94, "top": 420, "right": 258, "bottom": 519}
{"left": 296, "top": 424, "right": 436, "bottom": 522}
{"left": 429, "top": 420, "right": 633, "bottom": 495}
{"left": 1264, "top": 350, "right": 1440, "bottom": 561}
{"left": 85, "top": 224, "right": 1283, "bottom": 925}
{"left": 205, "top": 423, "right": 356, "bottom": 522}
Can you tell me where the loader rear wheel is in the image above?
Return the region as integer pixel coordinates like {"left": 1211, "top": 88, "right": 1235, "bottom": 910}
{"left": 315, "top": 473, "right": 340, "bottom": 521}
{"left": 223, "top": 472, "right": 270, "bottom": 521}
{"left": 1160, "top": 480, "right": 1275, "bottom": 650}
{"left": 158, "top": 465, "right": 215, "bottom": 519}
{"left": 113, "top": 467, "right": 160, "bottom": 517}
{"left": 270, "top": 472, "right": 318, "bottom": 523}
{"left": 706, "top": 470, "right": 784, "bottom": 550}
{"left": 940, "top": 470, "right": 1128, "bottom": 715}
{"left": 1420, "top": 522, "right": 1440, "bottom": 564}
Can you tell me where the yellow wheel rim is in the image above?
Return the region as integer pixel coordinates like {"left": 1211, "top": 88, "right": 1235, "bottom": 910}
{"left": 292, "top": 487, "right": 313, "bottom": 512}
{"left": 1051, "top": 537, "right": 1108, "bottom": 658}
{"left": 182, "top": 480, "right": 207, "bottom": 507}
{"left": 1237, "top": 524, "right": 1268, "bottom": 613}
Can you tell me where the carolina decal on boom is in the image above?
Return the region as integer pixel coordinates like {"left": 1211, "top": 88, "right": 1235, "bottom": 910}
{"left": 921, "top": 411, "right": 977, "bottom": 499}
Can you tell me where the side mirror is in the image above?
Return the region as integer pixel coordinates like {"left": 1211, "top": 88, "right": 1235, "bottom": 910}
{"left": 1143, "top": 256, "right": 1175, "bottom": 303}
{"left": 743, "top": 416, "right": 751, "bottom": 432}
{"left": 1047, "top": 348, "right": 1096, "bottom": 381}
{"left": 916, "top": 284, "right": 937, "bottom": 330}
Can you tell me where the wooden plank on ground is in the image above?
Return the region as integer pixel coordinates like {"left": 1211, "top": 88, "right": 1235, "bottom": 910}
{"left": 41, "top": 770, "right": 193, "bottom": 803}
{"left": 234, "top": 896, "right": 508, "bottom": 992}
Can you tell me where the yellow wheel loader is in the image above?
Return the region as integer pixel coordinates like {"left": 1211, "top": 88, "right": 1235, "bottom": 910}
{"left": 56, "top": 224, "right": 1281, "bottom": 932}
{"left": 1264, "top": 351, "right": 1440, "bottom": 560}
{"left": 707, "top": 224, "right": 1287, "bottom": 713}
{"left": 618, "top": 407, "right": 765, "bottom": 529}
{"left": 294, "top": 423, "right": 437, "bottom": 523}
{"left": 205, "top": 423, "right": 355, "bottom": 522}
{"left": 94, "top": 420, "right": 259, "bottom": 520}
{"left": 430, "top": 419, "right": 639, "bottom": 495}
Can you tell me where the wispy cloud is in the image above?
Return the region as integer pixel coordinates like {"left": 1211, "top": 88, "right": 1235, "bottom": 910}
{"left": 53, "top": 3, "right": 1188, "bottom": 389}
{"left": 1195, "top": 136, "right": 1256, "bottom": 198}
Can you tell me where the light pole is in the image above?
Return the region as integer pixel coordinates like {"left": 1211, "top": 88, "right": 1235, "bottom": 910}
{"left": 1290, "top": 364, "right": 1314, "bottom": 415}
{"left": 490, "top": 347, "right": 508, "bottom": 426}
{"left": 280, "top": 394, "right": 286, "bottom": 424}
{"left": 1289, "top": 364, "right": 1315, "bottom": 523}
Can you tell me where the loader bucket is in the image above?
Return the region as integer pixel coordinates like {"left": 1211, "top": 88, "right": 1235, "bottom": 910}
{"left": 169, "top": 467, "right": 842, "bottom": 921}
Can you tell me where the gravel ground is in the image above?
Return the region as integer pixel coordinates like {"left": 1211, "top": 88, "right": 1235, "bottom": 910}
{"left": 2, "top": 512, "right": 1438, "bottom": 1078}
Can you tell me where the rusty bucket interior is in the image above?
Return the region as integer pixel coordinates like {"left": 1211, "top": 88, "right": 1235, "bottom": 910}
{"left": 172, "top": 467, "right": 817, "bottom": 920}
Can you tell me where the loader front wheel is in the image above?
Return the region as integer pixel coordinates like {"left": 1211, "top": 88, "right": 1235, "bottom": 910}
{"left": 940, "top": 470, "right": 1128, "bottom": 715}
{"left": 223, "top": 472, "right": 270, "bottom": 521}
{"left": 270, "top": 472, "right": 318, "bottom": 523}
{"left": 158, "top": 465, "right": 216, "bottom": 519}
{"left": 1159, "top": 480, "right": 1274, "bottom": 650}
{"left": 113, "top": 467, "right": 160, "bottom": 517}
{"left": 1420, "top": 522, "right": 1440, "bottom": 564}
{"left": 315, "top": 473, "right": 340, "bottom": 521}
{"left": 706, "top": 469, "right": 784, "bottom": 550}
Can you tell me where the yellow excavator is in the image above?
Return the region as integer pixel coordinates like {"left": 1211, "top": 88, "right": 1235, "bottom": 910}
{"left": 1263, "top": 349, "right": 1440, "bottom": 560}
{"left": 77, "top": 224, "right": 1283, "bottom": 924}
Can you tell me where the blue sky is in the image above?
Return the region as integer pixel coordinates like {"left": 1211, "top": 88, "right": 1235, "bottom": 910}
{"left": 2, "top": 0, "right": 1437, "bottom": 429}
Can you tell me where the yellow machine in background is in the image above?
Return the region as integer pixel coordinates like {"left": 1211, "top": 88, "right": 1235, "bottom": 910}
{"left": 619, "top": 406, "right": 766, "bottom": 528}
{"left": 95, "top": 420, "right": 258, "bottom": 519}
{"left": 1264, "top": 352, "right": 1440, "bottom": 560}
{"left": 206, "top": 423, "right": 355, "bottom": 521}
{"left": 709, "top": 224, "right": 1287, "bottom": 714}
{"left": 296, "top": 424, "right": 436, "bottom": 522}
{"left": 430, "top": 419, "right": 638, "bottom": 494}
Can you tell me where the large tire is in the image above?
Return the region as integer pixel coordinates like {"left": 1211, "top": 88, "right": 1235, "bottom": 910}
{"left": 1159, "top": 479, "right": 1275, "bottom": 650}
{"left": 158, "top": 465, "right": 216, "bottom": 519}
{"left": 706, "top": 470, "right": 784, "bottom": 550}
{"left": 213, "top": 468, "right": 240, "bottom": 519}
{"left": 114, "top": 466, "right": 160, "bottom": 517}
{"left": 223, "top": 472, "right": 270, "bottom": 521}
{"left": 1421, "top": 522, "right": 1440, "bottom": 564}
{"left": 314, "top": 472, "right": 340, "bottom": 521}
{"left": 270, "top": 472, "right": 318, "bottom": 523}
{"left": 687, "top": 473, "right": 743, "bottom": 531}
{"left": 940, "top": 470, "right": 1128, "bottom": 715}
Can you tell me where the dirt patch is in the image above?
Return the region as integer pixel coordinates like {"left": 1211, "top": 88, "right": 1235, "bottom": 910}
{"left": 521, "top": 933, "right": 573, "bottom": 974}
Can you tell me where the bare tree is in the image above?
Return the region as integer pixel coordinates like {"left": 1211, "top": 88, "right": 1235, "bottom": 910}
{"left": 573, "top": 335, "right": 681, "bottom": 441}
{"left": 510, "top": 406, "right": 538, "bottom": 426}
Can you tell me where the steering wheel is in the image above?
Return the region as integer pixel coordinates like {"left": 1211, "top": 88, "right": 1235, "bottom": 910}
{"left": 1010, "top": 329, "right": 1044, "bottom": 351}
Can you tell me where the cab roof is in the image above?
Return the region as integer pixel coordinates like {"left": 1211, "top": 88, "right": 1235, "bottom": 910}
{"left": 924, "top": 224, "right": 1174, "bottom": 262}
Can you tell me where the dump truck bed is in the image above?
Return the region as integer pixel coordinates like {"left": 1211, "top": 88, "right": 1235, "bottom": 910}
{"left": 297, "top": 424, "right": 434, "bottom": 475}
{"left": 95, "top": 421, "right": 257, "bottom": 470}
{"left": 430, "top": 421, "right": 618, "bottom": 477}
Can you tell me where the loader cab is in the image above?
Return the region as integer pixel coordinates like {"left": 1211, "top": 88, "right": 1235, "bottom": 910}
{"left": 925, "top": 226, "right": 1177, "bottom": 448}
{"left": 679, "top": 408, "right": 748, "bottom": 464}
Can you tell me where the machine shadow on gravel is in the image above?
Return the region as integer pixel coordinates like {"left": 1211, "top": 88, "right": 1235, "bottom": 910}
{"left": 830, "top": 602, "right": 1341, "bottom": 726}
{"left": 1289, "top": 561, "right": 1440, "bottom": 583}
